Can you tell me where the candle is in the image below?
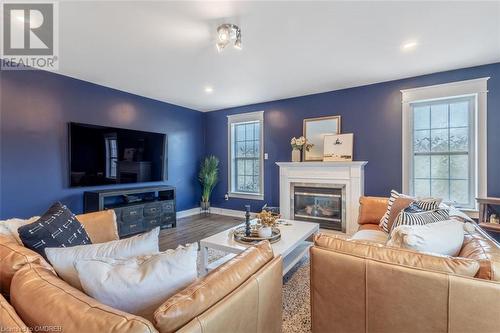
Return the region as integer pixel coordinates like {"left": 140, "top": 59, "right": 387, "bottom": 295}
{"left": 245, "top": 205, "right": 251, "bottom": 236}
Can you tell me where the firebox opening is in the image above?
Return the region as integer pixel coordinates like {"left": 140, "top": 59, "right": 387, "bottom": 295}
{"left": 291, "top": 184, "right": 345, "bottom": 231}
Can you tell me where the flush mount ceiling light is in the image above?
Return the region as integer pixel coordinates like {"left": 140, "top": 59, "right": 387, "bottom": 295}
{"left": 216, "top": 24, "right": 242, "bottom": 52}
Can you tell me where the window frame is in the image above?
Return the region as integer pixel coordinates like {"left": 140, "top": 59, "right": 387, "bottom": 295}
{"left": 409, "top": 96, "right": 475, "bottom": 208}
{"left": 227, "top": 111, "right": 264, "bottom": 200}
{"left": 401, "top": 77, "right": 488, "bottom": 213}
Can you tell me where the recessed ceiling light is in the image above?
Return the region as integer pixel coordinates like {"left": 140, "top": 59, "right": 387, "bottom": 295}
{"left": 204, "top": 86, "right": 214, "bottom": 94}
{"left": 402, "top": 41, "right": 418, "bottom": 51}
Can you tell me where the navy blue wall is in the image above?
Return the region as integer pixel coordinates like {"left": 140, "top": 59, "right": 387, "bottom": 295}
{"left": 204, "top": 63, "right": 500, "bottom": 212}
{"left": 2, "top": 62, "right": 499, "bottom": 218}
{"left": 0, "top": 70, "right": 205, "bottom": 218}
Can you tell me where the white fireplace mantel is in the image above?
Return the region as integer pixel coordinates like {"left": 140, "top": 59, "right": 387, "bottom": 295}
{"left": 276, "top": 161, "right": 367, "bottom": 235}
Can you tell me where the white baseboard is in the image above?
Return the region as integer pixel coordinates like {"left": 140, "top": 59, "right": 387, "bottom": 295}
{"left": 177, "top": 206, "right": 249, "bottom": 219}
{"left": 209, "top": 207, "right": 247, "bottom": 218}
{"left": 177, "top": 207, "right": 200, "bottom": 218}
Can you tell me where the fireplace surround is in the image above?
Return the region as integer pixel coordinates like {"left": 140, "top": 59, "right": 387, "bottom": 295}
{"left": 276, "top": 161, "right": 367, "bottom": 235}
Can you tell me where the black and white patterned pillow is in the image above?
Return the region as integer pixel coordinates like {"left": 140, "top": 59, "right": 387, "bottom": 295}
{"left": 18, "top": 202, "right": 91, "bottom": 258}
{"left": 415, "top": 199, "right": 441, "bottom": 211}
{"left": 391, "top": 205, "right": 450, "bottom": 232}
{"left": 379, "top": 191, "right": 442, "bottom": 233}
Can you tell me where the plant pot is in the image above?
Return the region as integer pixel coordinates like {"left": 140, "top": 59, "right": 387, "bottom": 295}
{"left": 258, "top": 226, "right": 272, "bottom": 238}
{"left": 291, "top": 149, "right": 301, "bottom": 162}
{"left": 200, "top": 201, "right": 210, "bottom": 211}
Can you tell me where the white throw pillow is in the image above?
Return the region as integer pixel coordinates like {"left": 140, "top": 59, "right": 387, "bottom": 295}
{"left": 387, "top": 220, "right": 465, "bottom": 256}
{"left": 45, "top": 227, "right": 160, "bottom": 290}
{"left": 439, "top": 203, "right": 474, "bottom": 223}
{"left": 0, "top": 216, "right": 40, "bottom": 244}
{"left": 75, "top": 243, "right": 198, "bottom": 320}
{"left": 0, "top": 223, "right": 13, "bottom": 239}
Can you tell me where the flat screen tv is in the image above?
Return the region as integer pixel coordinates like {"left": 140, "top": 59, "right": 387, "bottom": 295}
{"left": 69, "top": 122, "right": 167, "bottom": 187}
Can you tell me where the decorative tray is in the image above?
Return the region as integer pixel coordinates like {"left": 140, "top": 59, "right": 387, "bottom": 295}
{"left": 233, "top": 226, "right": 281, "bottom": 244}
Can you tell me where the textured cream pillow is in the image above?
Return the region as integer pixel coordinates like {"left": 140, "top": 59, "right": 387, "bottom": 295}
{"left": 350, "top": 230, "right": 388, "bottom": 244}
{"left": 1, "top": 217, "right": 40, "bottom": 244}
{"left": 388, "top": 220, "right": 465, "bottom": 256}
{"left": 75, "top": 244, "right": 198, "bottom": 321}
{"left": 45, "top": 227, "right": 160, "bottom": 290}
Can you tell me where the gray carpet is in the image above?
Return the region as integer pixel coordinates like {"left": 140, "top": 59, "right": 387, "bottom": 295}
{"left": 200, "top": 249, "right": 311, "bottom": 333}
{"left": 282, "top": 255, "right": 311, "bottom": 333}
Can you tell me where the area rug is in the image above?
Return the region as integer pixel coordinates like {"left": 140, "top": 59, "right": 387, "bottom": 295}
{"left": 199, "top": 249, "right": 311, "bottom": 333}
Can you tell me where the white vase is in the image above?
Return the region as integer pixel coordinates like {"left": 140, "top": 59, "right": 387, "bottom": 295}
{"left": 291, "top": 149, "right": 301, "bottom": 162}
{"left": 258, "top": 226, "right": 272, "bottom": 238}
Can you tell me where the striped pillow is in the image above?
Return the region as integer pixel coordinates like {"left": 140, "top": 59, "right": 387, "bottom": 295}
{"left": 415, "top": 199, "right": 441, "bottom": 211}
{"left": 391, "top": 207, "right": 450, "bottom": 232}
{"left": 379, "top": 190, "right": 412, "bottom": 233}
{"left": 379, "top": 191, "right": 442, "bottom": 233}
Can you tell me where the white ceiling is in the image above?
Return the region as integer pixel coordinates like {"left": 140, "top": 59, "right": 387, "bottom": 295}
{"left": 58, "top": 1, "right": 500, "bottom": 112}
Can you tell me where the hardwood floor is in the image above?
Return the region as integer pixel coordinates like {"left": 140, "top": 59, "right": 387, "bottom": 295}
{"left": 159, "top": 213, "right": 243, "bottom": 251}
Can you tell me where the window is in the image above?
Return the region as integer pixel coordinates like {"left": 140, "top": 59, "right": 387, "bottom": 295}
{"left": 411, "top": 97, "right": 474, "bottom": 207}
{"left": 402, "top": 78, "right": 488, "bottom": 211}
{"left": 228, "top": 111, "right": 264, "bottom": 200}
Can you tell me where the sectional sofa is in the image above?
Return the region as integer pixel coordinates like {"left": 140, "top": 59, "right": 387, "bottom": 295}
{"left": 310, "top": 196, "right": 500, "bottom": 333}
{"left": 0, "top": 210, "right": 283, "bottom": 333}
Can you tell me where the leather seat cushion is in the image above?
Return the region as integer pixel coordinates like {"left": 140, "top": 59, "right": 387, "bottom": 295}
{"left": 0, "top": 235, "right": 53, "bottom": 297}
{"left": 314, "top": 233, "right": 480, "bottom": 277}
{"left": 358, "top": 197, "right": 389, "bottom": 225}
{"left": 76, "top": 210, "right": 119, "bottom": 244}
{"left": 358, "top": 224, "right": 383, "bottom": 231}
{"left": 153, "top": 241, "right": 274, "bottom": 333}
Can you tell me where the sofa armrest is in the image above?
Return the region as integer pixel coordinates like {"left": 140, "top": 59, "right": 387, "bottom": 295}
{"left": 154, "top": 241, "right": 281, "bottom": 333}
{"left": 1, "top": 294, "right": 29, "bottom": 332}
{"left": 177, "top": 256, "right": 283, "bottom": 333}
{"left": 310, "top": 245, "right": 500, "bottom": 333}
{"left": 358, "top": 196, "right": 388, "bottom": 225}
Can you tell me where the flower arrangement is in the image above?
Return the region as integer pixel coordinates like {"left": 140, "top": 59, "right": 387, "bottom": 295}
{"left": 256, "top": 210, "right": 278, "bottom": 227}
{"left": 290, "top": 136, "right": 313, "bottom": 151}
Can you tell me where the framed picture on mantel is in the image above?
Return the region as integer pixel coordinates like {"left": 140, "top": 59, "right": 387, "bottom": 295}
{"left": 303, "top": 115, "right": 341, "bottom": 161}
{"left": 323, "top": 133, "right": 354, "bottom": 161}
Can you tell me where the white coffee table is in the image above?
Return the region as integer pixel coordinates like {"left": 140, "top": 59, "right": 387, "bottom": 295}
{"left": 199, "top": 220, "right": 320, "bottom": 276}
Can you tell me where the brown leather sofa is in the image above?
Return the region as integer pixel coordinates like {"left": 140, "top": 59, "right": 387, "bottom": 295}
{"left": 310, "top": 196, "right": 500, "bottom": 333}
{"left": 0, "top": 211, "right": 283, "bottom": 333}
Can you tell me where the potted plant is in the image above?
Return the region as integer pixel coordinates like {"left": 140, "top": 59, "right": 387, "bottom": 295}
{"left": 290, "top": 136, "right": 313, "bottom": 162}
{"left": 198, "top": 155, "right": 219, "bottom": 211}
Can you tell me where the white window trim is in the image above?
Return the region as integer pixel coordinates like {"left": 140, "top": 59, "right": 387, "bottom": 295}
{"left": 227, "top": 111, "right": 264, "bottom": 200}
{"left": 401, "top": 77, "right": 488, "bottom": 214}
